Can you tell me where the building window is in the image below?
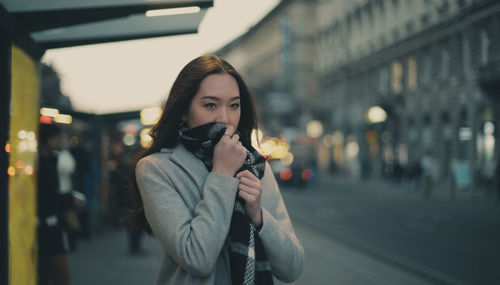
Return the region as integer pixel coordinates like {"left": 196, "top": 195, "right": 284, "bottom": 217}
{"left": 422, "top": 54, "right": 431, "bottom": 85}
{"left": 422, "top": 115, "right": 432, "bottom": 148}
{"left": 421, "top": 0, "right": 432, "bottom": 24}
{"left": 408, "top": 117, "right": 418, "bottom": 142}
{"left": 440, "top": 47, "right": 450, "bottom": 79}
{"left": 380, "top": 3, "right": 387, "bottom": 41}
{"left": 373, "top": 3, "right": 380, "bottom": 39}
{"left": 391, "top": 60, "right": 403, "bottom": 94}
{"left": 407, "top": 57, "right": 418, "bottom": 91}
{"left": 379, "top": 66, "right": 390, "bottom": 95}
{"left": 462, "top": 35, "right": 470, "bottom": 75}
{"left": 480, "top": 29, "right": 490, "bottom": 66}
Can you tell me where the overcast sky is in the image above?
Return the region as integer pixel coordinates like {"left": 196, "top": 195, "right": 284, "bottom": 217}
{"left": 42, "top": 0, "right": 280, "bottom": 114}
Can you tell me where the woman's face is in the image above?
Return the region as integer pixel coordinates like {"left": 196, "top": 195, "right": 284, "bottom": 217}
{"left": 186, "top": 73, "right": 241, "bottom": 129}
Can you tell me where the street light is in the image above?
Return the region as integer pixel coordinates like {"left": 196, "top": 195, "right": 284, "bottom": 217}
{"left": 365, "top": 106, "right": 387, "bottom": 124}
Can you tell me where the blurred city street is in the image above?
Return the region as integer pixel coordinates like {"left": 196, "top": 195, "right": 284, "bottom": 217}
{"left": 67, "top": 175, "right": 500, "bottom": 285}
{"left": 280, "top": 176, "right": 500, "bottom": 285}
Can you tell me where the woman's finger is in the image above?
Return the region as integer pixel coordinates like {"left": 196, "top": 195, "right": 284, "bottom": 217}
{"left": 236, "top": 170, "right": 258, "bottom": 180}
{"left": 238, "top": 189, "right": 257, "bottom": 203}
{"left": 237, "top": 172, "right": 260, "bottom": 186}
{"left": 238, "top": 183, "right": 258, "bottom": 195}
{"left": 225, "top": 125, "right": 236, "bottom": 137}
{"left": 230, "top": 133, "right": 240, "bottom": 143}
{"left": 238, "top": 176, "right": 260, "bottom": 189}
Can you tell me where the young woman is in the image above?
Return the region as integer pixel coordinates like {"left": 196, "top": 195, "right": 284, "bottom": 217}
{"left": 130, "top": 55, "right": 304, "bottom": 284}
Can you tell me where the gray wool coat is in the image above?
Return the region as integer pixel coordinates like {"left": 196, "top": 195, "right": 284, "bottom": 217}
{"left": 135, "top": 144, "right": 304, "bottom": 284}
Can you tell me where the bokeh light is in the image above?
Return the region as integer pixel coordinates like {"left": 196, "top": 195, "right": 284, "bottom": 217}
{"left": 280, "top": 168, "right": 293, "bottom": 181}
{"left": 306, "top": 120, "right": 323, "bottom": 139}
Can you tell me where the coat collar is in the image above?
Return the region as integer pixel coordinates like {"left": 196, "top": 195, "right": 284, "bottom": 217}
{"left": 165, "top": 144, "right": 209, "bottom": 190}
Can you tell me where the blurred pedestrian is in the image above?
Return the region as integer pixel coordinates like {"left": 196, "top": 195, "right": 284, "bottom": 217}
{"left": 421, "top": 154, "right": 435, "bottom": 197}
{"left": 57, "top": 132, "right": 80, "bottom": 251}
{"left": 108, "top": 138, "right": 145, "bottom": 255}
{"left": 406, "top": 160, "right": 422, "bottom": 192}
{"left": 129, "top": 55, "right": 304, "bottom": 284}
{"left": 70, "top": 132, "right": 94, "bottom": 240}
{"left": 393, "top": 161, "right": 404, "bottom": 183}
{"left": 37, "top": 124, "right": 72, "bottom": 285}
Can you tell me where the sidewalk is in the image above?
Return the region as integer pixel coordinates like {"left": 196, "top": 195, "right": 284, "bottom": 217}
{"left": 68, "top": 224, "right": 433, "bottom": 285}
{"left": 67, "top": 227, "right": 163, "bottom": 285}
{"left": 313, "top": 174, "right": 500, "bottom": 215}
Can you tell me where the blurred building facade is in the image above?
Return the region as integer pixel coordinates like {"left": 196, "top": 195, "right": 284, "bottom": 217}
{"left": 316, "top": 0, "right": 499, "bottom": 194}
{"left": 216, "top": 0, "right": 500, "bottom": 196}
{"left": 216, "top": 0, "right": 317, "bottom": 135}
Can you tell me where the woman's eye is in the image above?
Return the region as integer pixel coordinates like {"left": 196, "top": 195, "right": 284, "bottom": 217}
{"left": 205, "top": 103, "right": 216, "bottom": 109}
{"left": 230, "top": 103, "right": 240, "bottom": 109}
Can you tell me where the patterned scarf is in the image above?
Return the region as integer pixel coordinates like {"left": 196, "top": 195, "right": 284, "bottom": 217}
{"left": 179, "top": 122, "right": 274, "bottom": 285}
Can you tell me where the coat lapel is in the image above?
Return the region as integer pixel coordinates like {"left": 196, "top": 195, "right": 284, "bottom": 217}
{"left": 168, "top": 144, "right": 209, "bottom": 191}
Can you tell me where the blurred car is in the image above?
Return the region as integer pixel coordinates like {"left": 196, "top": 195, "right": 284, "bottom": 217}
{"left": 270, "top": 160, "right": 314, "bottom": 188}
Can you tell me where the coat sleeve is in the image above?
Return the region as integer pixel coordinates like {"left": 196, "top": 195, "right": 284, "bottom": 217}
{"left": 258, "top": 162, "right": 304, "bottom": 282}
{"left": 135, "top": 155, "right": 239, "bottom": 277}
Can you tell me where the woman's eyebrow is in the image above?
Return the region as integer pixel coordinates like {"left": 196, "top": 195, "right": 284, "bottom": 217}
{"left": 201, "top": 96, "right": 240, "bottom": 101}
{"left": 201, "top": 96, "right": 220, "bottom": 101}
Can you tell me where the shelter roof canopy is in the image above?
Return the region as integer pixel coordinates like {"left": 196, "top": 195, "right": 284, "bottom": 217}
{"left": 0, "top": 0, "right": 212, "bottom": 49}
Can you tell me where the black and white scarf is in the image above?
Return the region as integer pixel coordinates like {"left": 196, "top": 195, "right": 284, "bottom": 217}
{"left": 179, "top": 122, "right": 274, "bottom": 285}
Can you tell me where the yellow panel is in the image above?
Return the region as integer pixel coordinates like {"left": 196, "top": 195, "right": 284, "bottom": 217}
{"left": 9, "top": 45, "right": 39, "bottom": 285}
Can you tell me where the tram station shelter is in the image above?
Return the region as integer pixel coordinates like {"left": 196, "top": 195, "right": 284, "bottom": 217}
{"left": 0, "top": 1, "right": 212, "bottom": 284}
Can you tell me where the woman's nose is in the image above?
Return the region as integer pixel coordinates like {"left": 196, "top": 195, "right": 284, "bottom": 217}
{"left": 216, "top": 108, "right": 229, "bottom": 124}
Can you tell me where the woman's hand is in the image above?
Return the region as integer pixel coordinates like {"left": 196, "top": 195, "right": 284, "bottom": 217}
{"left": 212, "top": 125, "right": 247, "bottom": 177}
{"left": 236, "top": 170, "right": 263, "bottom": 227}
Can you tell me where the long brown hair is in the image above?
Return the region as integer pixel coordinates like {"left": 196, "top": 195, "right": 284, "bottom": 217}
{"left": 128, "top": 55, "right": 260, "bottom": 234}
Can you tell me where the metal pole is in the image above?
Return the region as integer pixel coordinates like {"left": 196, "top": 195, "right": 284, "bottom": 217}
{"left": 0, "top": 28, "right": 12, "bottom": 285}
